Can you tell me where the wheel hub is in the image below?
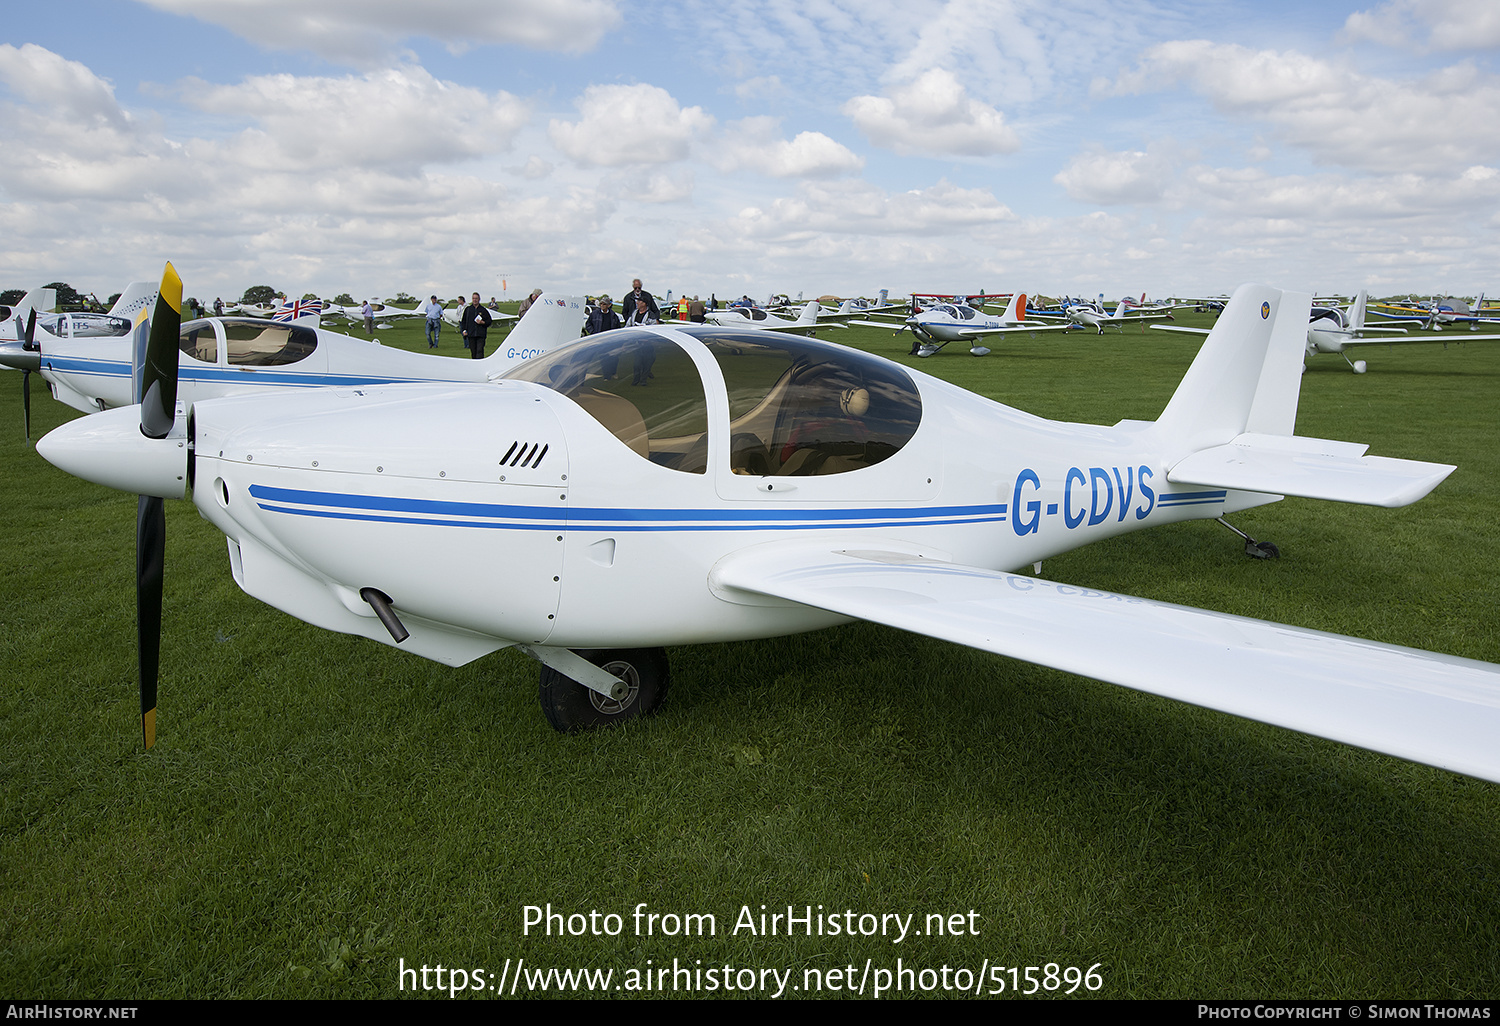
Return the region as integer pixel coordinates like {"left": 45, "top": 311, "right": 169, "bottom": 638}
{"left": 589, "top": 660, "right": 640, "bottom": 714}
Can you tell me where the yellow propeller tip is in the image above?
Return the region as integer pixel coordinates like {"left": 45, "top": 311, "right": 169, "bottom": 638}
{"left": 159, "top": 263, "right": 182, "bottom": 316}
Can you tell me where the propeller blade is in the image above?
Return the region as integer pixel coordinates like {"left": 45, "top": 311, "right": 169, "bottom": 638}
{"left": 137, "top": 494, "right": 164, "bottom": 749}
{"left": 136, "top": 262, "right": 181, "bottom": 749}
{"left": 139, "top": 263, "right": 182, "bottom": 438}
{"left": 22, "top": 309, "right": 35, "bottom": 440}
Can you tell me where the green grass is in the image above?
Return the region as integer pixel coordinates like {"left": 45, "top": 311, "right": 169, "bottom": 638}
{"left": 1, "top": 309, "right": 1498, "bottom": 999}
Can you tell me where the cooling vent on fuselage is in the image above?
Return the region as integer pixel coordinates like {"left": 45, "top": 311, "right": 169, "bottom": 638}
{"left": 499, "top": 441, "right": 550, "bottom": 468}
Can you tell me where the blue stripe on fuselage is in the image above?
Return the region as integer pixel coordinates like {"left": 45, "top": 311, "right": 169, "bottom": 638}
{"left": 247, "top": 484, "right": 1008, "bottom": 532}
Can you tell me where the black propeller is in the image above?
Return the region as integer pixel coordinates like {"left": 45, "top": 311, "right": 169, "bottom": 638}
{"left": 134, "top": 263, "right": 182, "bottom": 749}
{"left": 22, "top": 309, "right": 35, "bottom": 440}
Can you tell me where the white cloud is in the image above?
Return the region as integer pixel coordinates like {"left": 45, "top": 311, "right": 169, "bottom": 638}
{"left": 514, "top": 156, "right": 555, "bottom": 179}
{"left": 548, "top": 83, "right": 714, "bottom": 167}
{"left": 1343, "top": 0, "right": 1500, "bottom": 51}
{"left": 1054, "top": 148, "right": 1177, "bottom": 205}
{"left": 0, "top": 45, "right": 601, "bottom": 294}
{"left": 0, "top": 44, "right": 130, "bottom": 129}
{"left": 603, "top": 169, "right": 696, "bottom": 204}
{"left": 1105, "top": 40, "right": 1500, "bottom": 174}
{"left": 843, "top": 69, "right": 1020, "bottom": 157}
{"left": 733, "top": 178, "right": 1015, "bottom": 241}
{"left": 714, "top": 117, "right": 863, "bottom": 178}
{"left": 179, "top": 66, "right": 530, "bottom": 171}
{"left": 1178, "top": 164, "right": 1500, "bottom": 221}
{"left": 137, "top": 0, "right": 621, "bottom": 64}
{"left": 0, "top": 44, "right": 168, "bottom": 202}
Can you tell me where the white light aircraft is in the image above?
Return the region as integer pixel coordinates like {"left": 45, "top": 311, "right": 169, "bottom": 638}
{"left": 822, "top": 292, "right": 905, "bottom": 320}
{"left": 3, "top": 283, "right": 158, "bottom": 345}
{"left": 1030, "top": 298, "right": 1174, "bottom": 335}
{"left": 1367, "top": 295, "right": 1500, "bottom": 331}
{"left": 1156, "top": 290, "right": 1500, "bottom": 373}
{"left": 322, "top": 299, "right": 425, "bottom": 329}
{"left": 1, "top": 282, "right": 159, "bottom": 437}
{"left": 0, "top": 291, "right": 587, "bottom": 426}
{"left": 34, "top": 266, "right": 1500, "bottom": 789}
{"left": 705, "top": 301, "right": 843, "bottom": 335}
{"left": 857, "top": 293, "right": 1075, "bottom": 356}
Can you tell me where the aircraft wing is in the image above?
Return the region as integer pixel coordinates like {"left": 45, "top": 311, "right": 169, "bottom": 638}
{"left": 758, "top": 322, "right": 846, "bottom": 332}
{"left": 1344, "top": 331, "right": 1500, "bottom": 345}
{"left": 710, "top": 543, "right": 1500, "bottom": 783}
{"left": 958, "top": 323, "right": 1080, "bottom": 338}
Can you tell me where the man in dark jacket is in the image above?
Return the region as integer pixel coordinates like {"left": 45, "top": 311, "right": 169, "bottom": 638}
{"left": 585, "top": 295, "right": 621, "bottom": 336}
{"left": 622, "top": 278, "right": 658, "bottom": 321}
{"left": 460, "top": 292, "right": 493, "bottom": 359}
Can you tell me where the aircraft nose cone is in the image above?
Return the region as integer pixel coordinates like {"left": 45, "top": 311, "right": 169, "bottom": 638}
{"left": 37, "top": 405, "right": 189, "bottom": 499}
{"left": 0, "top": 341, "right": 40, "bottom": 372}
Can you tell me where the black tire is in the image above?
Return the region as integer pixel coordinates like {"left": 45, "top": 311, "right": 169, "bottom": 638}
{"left": 1245, "top": 539, "right": 1281, "bottom": 560}
{"left": 538, "top": 647, "right": 670, "bottom": 733}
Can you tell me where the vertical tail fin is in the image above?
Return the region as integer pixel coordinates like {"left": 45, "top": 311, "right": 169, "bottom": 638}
{"left": 480, "top": 294, "right": 586, "bottom": 372}
{"left": 13, "top": 287, "right": 57, "bottom": 319}
{"left": 1349, "top": 288, "right": 1368, "bottom": 331}
{"left": 796, "top": 301, "right": 819, "bottom": 326}
{"left": 1155, "top": 284, "right": 1310, "bottom": 454}
{"left": 107, "top": 282, "right": 160, "bottom": 320}
{"left": 1000, "top": 292, "right": 1026, "bottom": 323}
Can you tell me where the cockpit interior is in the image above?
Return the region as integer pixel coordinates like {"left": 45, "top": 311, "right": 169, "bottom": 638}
{"left": 505, "top": 327, "right": 923, "bottom": 477}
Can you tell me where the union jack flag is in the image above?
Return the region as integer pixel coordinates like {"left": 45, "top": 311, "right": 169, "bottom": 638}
{"left": 272, "top": 298, "right": 325, "bottom": 322}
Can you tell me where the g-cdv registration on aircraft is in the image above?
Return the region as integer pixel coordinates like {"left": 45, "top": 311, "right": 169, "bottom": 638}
{"left": 37, "top": 267, "right": 1500, "bottom": 785}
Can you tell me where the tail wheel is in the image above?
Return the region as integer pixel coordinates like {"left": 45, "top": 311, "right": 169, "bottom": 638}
{"left": 538, "top": 647, "right": 670, "bottom": 733}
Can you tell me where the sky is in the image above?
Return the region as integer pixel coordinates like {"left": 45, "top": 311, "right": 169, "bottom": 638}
{"left": 2, "top": 0, "right": 1498, "bottom": 302}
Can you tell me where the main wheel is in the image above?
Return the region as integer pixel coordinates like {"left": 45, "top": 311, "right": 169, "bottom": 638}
{"left": 1245, "top": 539, "right": 1280, "bottom": 560}
{"left": 538, "top": 647, "right": 670, "bottom": 733}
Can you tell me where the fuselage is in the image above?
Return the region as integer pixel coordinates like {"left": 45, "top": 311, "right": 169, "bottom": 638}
{"left": 33, "top": 316, "right": 562, "bottom": 414}
{"left": 905, "top": 302, "right": 1030, "bottom": 343}
{"left": 182, "top": 324, "right": 1270, "bottom": 665}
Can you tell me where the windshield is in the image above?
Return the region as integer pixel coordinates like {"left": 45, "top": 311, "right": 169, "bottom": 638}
{"left": 697, "top": 328, "right": 922, "bottom": 477}
{"left": 503, "top": 330, "right": 709, "bottom": 473}
{"left": 37, "top": 313, "right": 132, "bottom": 339}
{"left": 221, "top": 319, "right": 317, "bottom": 366}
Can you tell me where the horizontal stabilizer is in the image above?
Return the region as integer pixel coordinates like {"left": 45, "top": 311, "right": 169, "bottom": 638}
{"left": 710, "top": 544, "right": 1500, "bottom": 783}
{"left": 1169, "top": 432, "right": 1454, "bottom": 507}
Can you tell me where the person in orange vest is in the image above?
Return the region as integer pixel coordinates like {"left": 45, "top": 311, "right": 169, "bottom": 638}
{"left": 676, "top": 296, "right": 690, "bottom": 321}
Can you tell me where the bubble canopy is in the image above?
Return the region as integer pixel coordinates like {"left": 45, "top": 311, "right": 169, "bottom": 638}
{"left": 503, "top": 326, "right": 923, "bottom": 476}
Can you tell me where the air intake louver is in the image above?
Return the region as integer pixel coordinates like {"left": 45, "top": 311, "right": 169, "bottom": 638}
{"left": 500, "top": 441, "right": 550, "bottom": 468}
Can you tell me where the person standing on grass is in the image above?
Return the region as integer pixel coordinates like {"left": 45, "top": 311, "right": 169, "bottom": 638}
{"left": 423, "top": 295, "right": 443, "bottom": 348}
{"left": 460, "top": 292, "right": 492, "bottom": 359}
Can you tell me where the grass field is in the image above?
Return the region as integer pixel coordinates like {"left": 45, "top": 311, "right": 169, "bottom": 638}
{"left": 2, "top": 305, "right": 1498, "bottom": 999}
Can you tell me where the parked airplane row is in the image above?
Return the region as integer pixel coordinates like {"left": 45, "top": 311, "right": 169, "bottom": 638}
{"left": 1155, "top": 289, "right": 1500, "bottom": 373}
